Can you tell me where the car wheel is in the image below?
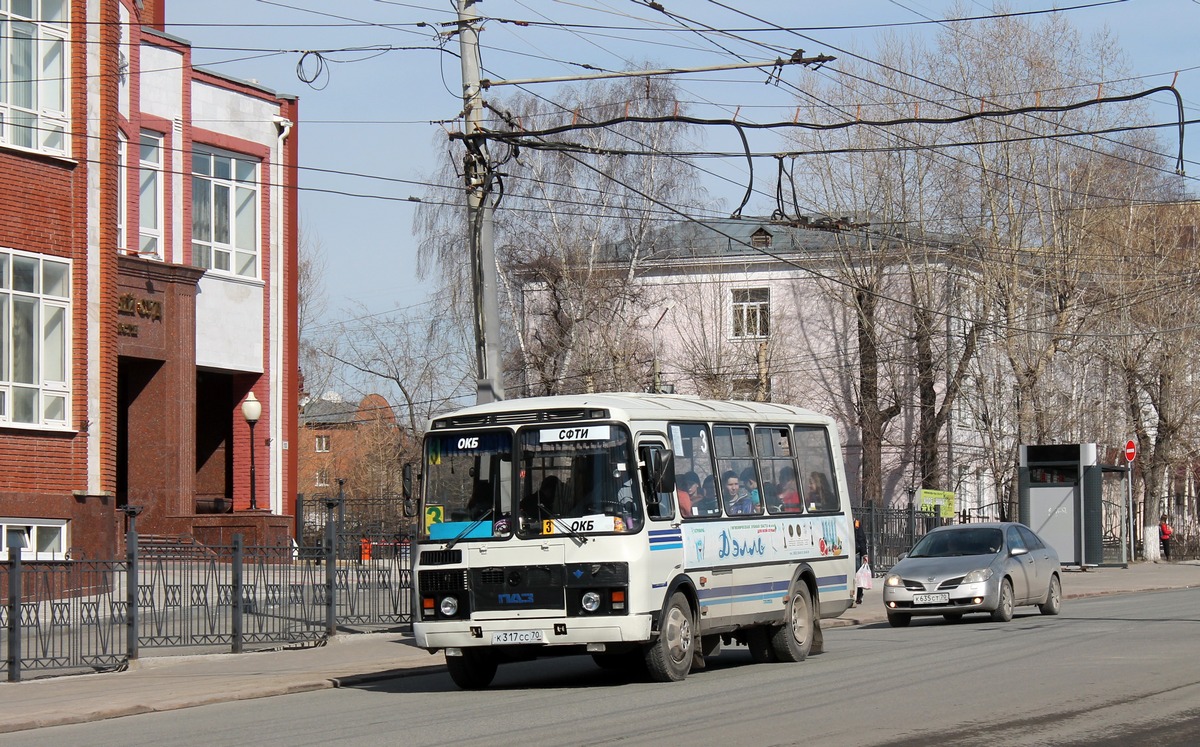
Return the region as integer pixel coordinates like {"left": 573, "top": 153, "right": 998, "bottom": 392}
{"left": 943, "top": 613, "right": 964, "bottom": 623}
{"left": 1039, "top": 574, "right": 1062, "bottom": 616}
{"left": 990, "top": 579, "right": 1014, "bottom": 622}
{"left": 645, "top": 591, "right": 694, "bottom": 682}
{"left": 887, "top": 612, "right": 911, "bottom": 627}
{"left": 770, "top": 583, "right": 814, "bottom": 662}
{"left": 747, "top": 626, "right": 777, "bottom": 663}
{"left": 445, "top": 649, "right": 498, "bottom": 690}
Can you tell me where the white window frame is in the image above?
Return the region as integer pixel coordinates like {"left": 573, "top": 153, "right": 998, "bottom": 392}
{"left": 0, "top": 247, "right": 72, "bottom": 429}
{"left": 731, "top": 287, "right": 770, "bottom": 339}
{"left": 0, "top": 1, "right": 70, "bottom": 156}
{"left": 116, "top": 132, "right": 127, "bottom": 252}
{"left": 191, "top": 147, "right": 260, "bottom": 278}
{"left": 138, "top": 131, "right": 163, "bottom": 258}
{"left": 1, "top": 518, "right": 68, "bottom": 560}
{"left": 315, "top": 434, "right": 330, "bottom": 453}
{"left": 315, "top": 468, "right": 330, "bottom": 487}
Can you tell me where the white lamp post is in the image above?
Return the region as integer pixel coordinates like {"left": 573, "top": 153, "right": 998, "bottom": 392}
{"left": 241, "top": 392, "right": 262, "bottom": 510}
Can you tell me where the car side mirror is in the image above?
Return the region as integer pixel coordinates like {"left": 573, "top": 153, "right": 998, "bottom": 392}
{"left": 898, "top": 552, "right": 908, "bottom": 561}
{"left": 1011, "top": 546, "right": 1028, "bottom": 557}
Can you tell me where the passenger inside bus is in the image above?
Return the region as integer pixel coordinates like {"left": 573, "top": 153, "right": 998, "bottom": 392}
{"left": 729, "top": 467, "right": 760, "bottom": 515}
{"left": 777, "top": 467, "right": 801, "bottom": 510}
{"left": 676, "top": 471, "right": 701, "bottom": 517}
{"left": 696, "top": 475, "right": 720, "bottom": 515}
{"left": 467, "top": 481, "right": 492, "bottom": 520}
{"left": 806, "top": 471, "right": 833, "bottom": 511}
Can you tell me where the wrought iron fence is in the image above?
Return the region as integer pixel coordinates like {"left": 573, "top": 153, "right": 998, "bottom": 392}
{"left": 3, "top": 523, "right": 414, "bottom": 682}
{"left": 856, "top": 503, "right": 952, "bottom": 574}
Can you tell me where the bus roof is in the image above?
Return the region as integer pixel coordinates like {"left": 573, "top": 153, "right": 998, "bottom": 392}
{"left": 429, "top": 392, "right": 834, "bottom": 430}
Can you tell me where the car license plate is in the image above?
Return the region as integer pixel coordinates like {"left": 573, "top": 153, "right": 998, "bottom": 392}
{"left": 492, "top": 630, "right": 545, "bottom": 645}
{"left": 913, "top": 593, "right": 950, "bottom": 605}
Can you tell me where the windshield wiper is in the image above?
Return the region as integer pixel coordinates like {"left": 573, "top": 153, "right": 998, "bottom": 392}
{"left": 446, "top": 508, "right": 493, "bottom": 550}
{"left": 523, "top": 505, "right": 588, "bottom": 546}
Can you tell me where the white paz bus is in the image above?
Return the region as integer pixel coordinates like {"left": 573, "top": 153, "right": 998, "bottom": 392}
{"left": 411, "top": 393, "right": 856, "bottom": 689}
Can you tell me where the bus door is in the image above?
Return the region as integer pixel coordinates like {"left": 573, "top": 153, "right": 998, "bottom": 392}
{"left": 638, "top": 438, "right": 685, "bottom": 609}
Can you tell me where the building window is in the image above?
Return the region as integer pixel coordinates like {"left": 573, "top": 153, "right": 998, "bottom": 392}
{"left": 139, "top": 132, "right": 163, "bottom": 258}
{"left": 2, "top": 519, "right": 67, "bottom": 560}
{"left": 315, "top": 469, "right": 329, "bottom": 487}
{"left": 116, "top": 133, "right": 128, "bottom": 252}
{"left": 0, "top": 248, "right": 71, "bottom": 428}
{"left": 750, "top": 228, "right": 772, "bottom": 248}
{"left": 732, "top": 288, "right": 769, "bottom": 338}
{"left": 0, "top": 1, "right": 69, "bottom": 155}
{"left": 315, "top": 434, "right": 330, "bottom": 453}
{"left": 192, "top": 148, "right": 259, "bottom": 278}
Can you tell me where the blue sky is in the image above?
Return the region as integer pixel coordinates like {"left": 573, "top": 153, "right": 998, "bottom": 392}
{"left": 166, "top": 0, "right": 1200, "bottom": 325}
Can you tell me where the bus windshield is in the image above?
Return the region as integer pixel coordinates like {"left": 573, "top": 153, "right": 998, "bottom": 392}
{"left": 423, "top": 431, "right": 513, "bottom": 542}
{"left": 516, "top": 424, "right": 643, "bottom": 536}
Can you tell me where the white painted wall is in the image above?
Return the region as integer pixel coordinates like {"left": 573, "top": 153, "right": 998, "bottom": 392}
{"left": 195, "top": 275, "right": 264, "bottom": 373}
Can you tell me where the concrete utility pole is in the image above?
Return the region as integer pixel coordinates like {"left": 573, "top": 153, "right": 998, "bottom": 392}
{"left": 458, "top": 0, "right": 505, "bottom": 403}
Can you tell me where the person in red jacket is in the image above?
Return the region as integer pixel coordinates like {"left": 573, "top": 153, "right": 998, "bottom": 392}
{"left": 1159, "top": 515, "right": 1174, "bottom": 561}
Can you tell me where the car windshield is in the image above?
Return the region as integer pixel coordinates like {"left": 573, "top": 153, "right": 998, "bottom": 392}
{"left": 909, "top": 528, "right": 1004, "bottom": 558}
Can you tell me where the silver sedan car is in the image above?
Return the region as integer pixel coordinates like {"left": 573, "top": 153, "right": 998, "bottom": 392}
{"left": 882, "top": 522, "right": 1061, "bottom": 627}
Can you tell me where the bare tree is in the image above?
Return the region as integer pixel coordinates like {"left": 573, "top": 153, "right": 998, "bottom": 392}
{"left": 416, "top": 74, "right": 709, "bottom": 396}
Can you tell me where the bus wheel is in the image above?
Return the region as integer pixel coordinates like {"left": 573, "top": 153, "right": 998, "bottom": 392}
{"left": 446, "top": 649, "right": 498, "bottom": 690}
{"left": 646, "top": 592, "right": 694, "bottom": 682}
{"left": 771, "top": 583, "right": 813, "bottom": 662}
{"left": 746, "top": 627, "right": 777, "bottom": 663}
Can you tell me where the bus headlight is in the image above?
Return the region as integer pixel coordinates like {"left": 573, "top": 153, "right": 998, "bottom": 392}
{"left": 439, "top": 596, "right": 460, "bottom": 617}
{"left": 581, "top": 591, "right": 602, "bottom": 613}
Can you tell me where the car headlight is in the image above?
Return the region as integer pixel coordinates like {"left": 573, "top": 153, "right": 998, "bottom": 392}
{"left": 962, "top": 568, "right": 993, "bottom": 585}
{"left": 439, "top": 595, "right": 459, "bottom": 616}
{"left": 885, "top": 574, "right": 903, "bottom": 587}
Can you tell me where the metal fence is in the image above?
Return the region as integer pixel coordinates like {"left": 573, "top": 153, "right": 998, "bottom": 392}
{"left": 857, "top": 503, "right": 952, "bottom": 574}
{"left": 3, "top": 526, "right": 413, "bottom": 682}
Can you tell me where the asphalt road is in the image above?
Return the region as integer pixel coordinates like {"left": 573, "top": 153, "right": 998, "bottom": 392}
{"left": 8, "top": 588, "right": 1199, "bottom": 747}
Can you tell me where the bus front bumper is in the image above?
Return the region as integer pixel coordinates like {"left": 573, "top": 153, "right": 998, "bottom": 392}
{"left": 414, "top": 614, "right": 654, "bottom": 651}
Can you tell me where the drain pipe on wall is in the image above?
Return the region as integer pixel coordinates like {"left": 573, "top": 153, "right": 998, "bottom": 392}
{"left": 271, "top": 114, "right": 293, "bottom": 515}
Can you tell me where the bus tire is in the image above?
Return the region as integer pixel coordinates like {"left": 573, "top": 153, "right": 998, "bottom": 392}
{"left": 645, "top": 591, "right": 694, "bottom": 682}
{"left": 445, "top": 649, "right": 498, "bottom": 690}
{"left": 770, "top": 582, "right": 813, "bottom": 662}
{"left": 746, "top": 626, "right": 777, "bottom": 663}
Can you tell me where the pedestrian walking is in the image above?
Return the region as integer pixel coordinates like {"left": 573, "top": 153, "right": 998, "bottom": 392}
{"left": 854, "top": 518, "right": 867, "bottom": 570}
{"left": 855, "top": 554, "right": 873, "bottom": 606}
{"left": 1159, "top": 515, "right": 1174, "bottom": 561}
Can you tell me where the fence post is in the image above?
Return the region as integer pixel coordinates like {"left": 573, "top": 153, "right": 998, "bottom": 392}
{"left": 6, "top": 550, "right": 20, "bottom": 682}
{"left": 324, "top": 492, "right": 342, "bottom": 638}
{"left": 232, "top": 534, "right": 244, "bottom": 654}
{"left": 124, "top": 507, "right": 142, "bottom": 662}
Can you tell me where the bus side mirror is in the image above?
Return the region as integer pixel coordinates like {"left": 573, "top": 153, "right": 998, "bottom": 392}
{"left": 639, "top": 445, "right": 674, "bottom": 493}
{"left": 401, "top": 464, "right": 417, "bottom": 518}
{"left": 402, "top": 463, "right": 414, "bottom": 499}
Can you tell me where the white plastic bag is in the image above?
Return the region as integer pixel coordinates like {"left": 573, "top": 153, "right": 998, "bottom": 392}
{"left": 855, "top": 561, "right": 873, "bottom": 590}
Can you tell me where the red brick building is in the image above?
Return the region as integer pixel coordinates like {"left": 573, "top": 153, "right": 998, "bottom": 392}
{"left": 297, "top": 393, "right": 409, "bottom": 540}
{"left": 0, "top": 0, "right": 297, "bottom": 559}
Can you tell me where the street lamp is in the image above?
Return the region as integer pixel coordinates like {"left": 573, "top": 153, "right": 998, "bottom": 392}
{"left": 241, "top": 392, "right": 262, "bottom": 510}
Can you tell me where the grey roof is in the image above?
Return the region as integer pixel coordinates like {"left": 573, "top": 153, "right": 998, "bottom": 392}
{"left": 605, "top": 216, "right": 959, "bottom": 263}
{"left": 300, "top": 398, "right": 359, "bottom": 426}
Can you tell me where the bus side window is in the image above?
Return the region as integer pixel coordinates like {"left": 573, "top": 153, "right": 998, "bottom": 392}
{"left": 794, "top": 426, "right": 839, "bottom": 512}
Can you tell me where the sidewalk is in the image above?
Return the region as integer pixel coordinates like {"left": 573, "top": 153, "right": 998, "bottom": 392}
{"left": 1, "top": 561, "right": 1195, "bottom": 734}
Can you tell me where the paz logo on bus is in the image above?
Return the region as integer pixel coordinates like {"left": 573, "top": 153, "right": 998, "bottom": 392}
{"left": 498, "top": 593, "right": 534, "bottom": 605}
